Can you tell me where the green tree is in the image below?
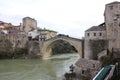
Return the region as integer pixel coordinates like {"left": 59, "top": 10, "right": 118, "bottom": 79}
{"left": 13, "top": 48, "right": 28, "bottom": 58}
{"left": 52, "top": 40, "right": 77, "bottom": 54}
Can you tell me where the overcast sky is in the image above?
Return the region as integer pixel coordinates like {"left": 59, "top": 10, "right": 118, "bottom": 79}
{"left": 0, "top": 0, "right": 118, "bottom": 38}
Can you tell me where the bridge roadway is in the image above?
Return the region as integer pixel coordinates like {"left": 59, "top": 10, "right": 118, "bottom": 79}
{"left": 40, "top": 36, "right": 83, "bottom": 59}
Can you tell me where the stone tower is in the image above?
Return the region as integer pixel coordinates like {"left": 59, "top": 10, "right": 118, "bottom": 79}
{"left": 23, "top": 17, "right": 37, "bottom": 33}
{"left": 104, "top": 1, "right": 120, "bottom": 52}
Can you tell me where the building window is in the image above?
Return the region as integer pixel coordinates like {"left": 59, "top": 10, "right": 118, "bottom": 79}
{"left": 93, "top": 64, "right": 95, "bottom": 68}
{"left": 87, "top": 33, "right": 90, "bottom": 37}
{"left": 93, "top": 33, "right": 96, "bottom": 36}
{"left": 18, "top": 40, "right": 20, "bottom": 43}
{"left": 99, "top": 33, "right": 102, "bottom": 36}
{"left": 116, "top": 14, "right": 120, "bottom": 18}
{"left": 109, "top": 5, "right": 113, "bottom": 10}
{"left": 82, "top": 70, "right": 85, "bottom": 74}
{"left": 119, "top": 23, "right": 120, "bottom": 27}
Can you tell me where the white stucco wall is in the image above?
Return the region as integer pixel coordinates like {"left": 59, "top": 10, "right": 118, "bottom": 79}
{"left": 28, "top": 29, "right": 39, "bottom": 39}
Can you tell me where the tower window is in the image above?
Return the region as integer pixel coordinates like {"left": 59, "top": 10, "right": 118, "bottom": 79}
{"left": 116, "top": 14, "right": 120, "bottom": 18}
{"left": 94, "top": 33, "right": 96, "bottom": 36}
{"left": 87, "top": 33, "right": 90, "bottom": 37}
{"left": 93, "top": 64, "right": 95, "bottom": 68}
{"left": 99, "top": 33, "right": 102, "bottom": 36}
{"left": 109, "top": 5, "right": 113, "bottom": 10}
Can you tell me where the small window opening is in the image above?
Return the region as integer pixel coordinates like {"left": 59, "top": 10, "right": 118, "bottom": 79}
{"left": 94, "top": 33, "right": 96, "bottom": 36}
{"left": 87, "top": 33, "right": 90, "bottom": 36}
{"left": 99, "top": 33, "right": 102, "bottom": 36}
{"left": 93, "top": 64, "right": 95, "bottom": 68}
{"left": 110, "top": 5, "right": 113, "bottom": 10}
{"left": 82, "top": 70, "right": 85, "bottom": 74}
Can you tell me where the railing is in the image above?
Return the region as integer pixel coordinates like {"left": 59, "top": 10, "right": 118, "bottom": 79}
{"left": 93, "top": 65, "right": 115, "bottom": 80}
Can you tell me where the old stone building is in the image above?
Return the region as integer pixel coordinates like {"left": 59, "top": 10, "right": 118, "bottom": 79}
{"left": 0, "top": 21, "right": 27, "bottom": 52}
{"left": 75, "top": 58, "right": 101, "bottom": 79}
{"left": 27, "top": 28, "right": 57, "bottom": 41}
{"left": 84, "top": 1, "right": 120, "bottom": 60}
{"left": 0, "top": 21, "right": 13, "bottom": 51}
{"left": 23, "top": 17, "right": 37, "bottom": 33}
{"left": 75, "top": 1, "right": 120, "bottom": 79}
{"left": 0, "top": 17, "right": 57, "bottom": 54}
{"left": 105, "top": 1, "right": 120, "bottom": 52}
{"left": 84, "top": 23, "right": 107, "bottom": 59}
{"left": 38, "top": 28, "right": 57, "bottom": 41}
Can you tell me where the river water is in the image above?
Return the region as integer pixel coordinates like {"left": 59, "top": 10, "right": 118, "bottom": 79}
{"left": 0, "top": 53, "right": 79, "bottom": 80}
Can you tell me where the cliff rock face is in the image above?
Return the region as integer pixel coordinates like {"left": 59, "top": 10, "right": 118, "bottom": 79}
{"left": 27, "top": 41, "right": 42, "bottom": 59}
{"left": 52, "top": 40, "right": 77, "bottom": 54}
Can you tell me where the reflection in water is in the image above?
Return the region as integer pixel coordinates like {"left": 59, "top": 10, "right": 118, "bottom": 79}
{"left": 0, "top": 53, "right": 79, "bottom": 80}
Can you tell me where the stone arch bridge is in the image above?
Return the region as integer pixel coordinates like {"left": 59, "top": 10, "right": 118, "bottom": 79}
{"left": 40, "top": 36, "right": 83, "bottom": 59}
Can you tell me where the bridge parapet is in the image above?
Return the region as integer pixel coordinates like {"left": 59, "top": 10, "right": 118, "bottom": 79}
{"left": 44, "top": 36, "right": 82, "bottom": 42}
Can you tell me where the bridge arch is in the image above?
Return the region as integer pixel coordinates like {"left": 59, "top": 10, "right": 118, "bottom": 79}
{"left": 41, "top": 36, "right": 83, "bottom": 59}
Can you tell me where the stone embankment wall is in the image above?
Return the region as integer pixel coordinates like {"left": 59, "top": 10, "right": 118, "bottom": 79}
{"left": 27, "top": 41, "right": 42, "bottom": 59}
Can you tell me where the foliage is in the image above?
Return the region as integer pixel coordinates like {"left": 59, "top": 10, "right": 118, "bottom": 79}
{"left": 100, "top": 55, "right": 113, "bottom": 67}
{"left": 0, "top": 48, "right": 28, "bottom": 59}
{"left": 100, "top": 51, "right": 118, "bottom": 67}
{"left": 64, "top": 72, "right": 76, "bottom": 80}
{"left": 52, "top": 40, "right": 77, "bottom": 54}
{"left": 13, "top": 48, "right": 28, "bottom": 58}
{"left": 0, "top": 51, "right": 13, "bottom": 59}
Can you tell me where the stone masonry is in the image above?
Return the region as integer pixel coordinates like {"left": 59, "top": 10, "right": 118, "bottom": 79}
{"left": 75, "top": 59, "right": 101, "bottom": 79}
{"left": 105, "top": 1, "right": 120, "bottom": 52}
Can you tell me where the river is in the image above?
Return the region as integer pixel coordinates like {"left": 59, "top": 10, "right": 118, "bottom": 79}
{"left": 0, "top": 53, "right": 79, "bottom": 80}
